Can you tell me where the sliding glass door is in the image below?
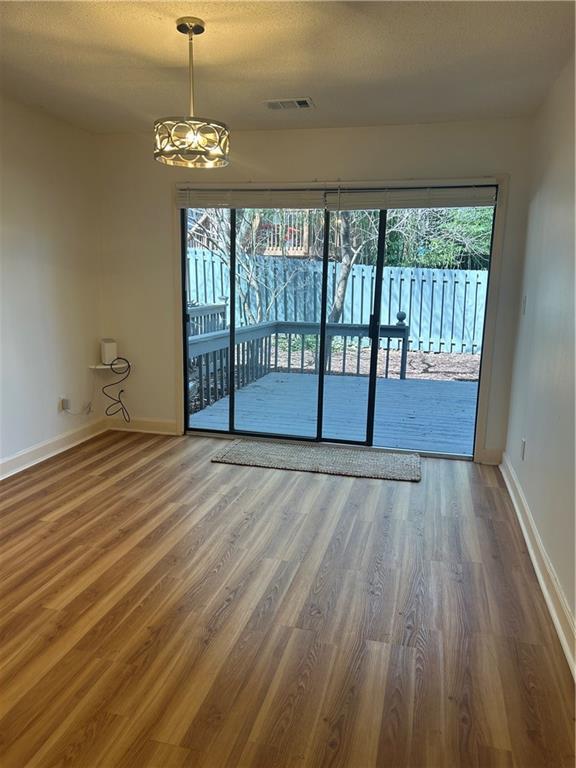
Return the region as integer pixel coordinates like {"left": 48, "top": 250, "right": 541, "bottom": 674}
{"left": 232, "top": 207, "right": 324, "bottom": 437}
{"left": 182, "top": 186, "right": 497, "bottom": 457}
{"left": 184, "top": 207, "right": 231, "bottom": 432}
{"left": 321, "top": 208, "right": 383, "bottom": 443}
{"left": 372, "top": 203, "right": 496, "bottom": 455}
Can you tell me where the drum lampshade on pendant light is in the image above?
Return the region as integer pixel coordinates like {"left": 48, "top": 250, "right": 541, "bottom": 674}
{"left": 154, "top": 17, "right": 229, "bottom": 168}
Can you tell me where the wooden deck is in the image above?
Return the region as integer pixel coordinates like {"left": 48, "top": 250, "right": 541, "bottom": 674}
{"left": 190, "top": 373, "right": 478, "bottom": 455}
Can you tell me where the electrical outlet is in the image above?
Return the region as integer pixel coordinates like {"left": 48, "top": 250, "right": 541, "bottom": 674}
{"left": 521, "top": 438, "right": 526, "bottom": 460}
{"left": 59, "top": 397, "right": 70, "bottom": 412}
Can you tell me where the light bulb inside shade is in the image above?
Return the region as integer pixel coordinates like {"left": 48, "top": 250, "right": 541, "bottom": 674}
{"left": 185, "top": 129, "right": 199, "bottom": 148}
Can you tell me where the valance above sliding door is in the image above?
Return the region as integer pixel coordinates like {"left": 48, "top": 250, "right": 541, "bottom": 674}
{"left": 175, "top": 184, "right": 498, "bottom": 210}
{"left": 175, "top": 188, "right": 326, "bottom": 209}
{"left": 323, "top": 185, "right": 497, "bottom": 210}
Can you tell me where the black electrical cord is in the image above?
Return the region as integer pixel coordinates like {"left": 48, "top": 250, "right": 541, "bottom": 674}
{"left": 102, "top": 357, "right": 131, "bottom": 423}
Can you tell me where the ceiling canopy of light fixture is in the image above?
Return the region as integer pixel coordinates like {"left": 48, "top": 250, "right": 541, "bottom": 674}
{"left": 154, "top": 17, "right": 230, "bottom": 169}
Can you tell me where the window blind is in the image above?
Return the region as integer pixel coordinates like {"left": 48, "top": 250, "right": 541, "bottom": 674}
{"left": 175, "top": 187, "right": 326, "bottom": 210}
{"left": 176, "top": 184, "right": 497, "bottom": 210}
{"left": 323, "top": 186, "right": 497, "bottom": 210}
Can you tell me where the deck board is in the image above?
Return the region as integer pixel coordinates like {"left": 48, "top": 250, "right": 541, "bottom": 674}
{"left": 190, "top": 373, "right": 478, "bottom": 455}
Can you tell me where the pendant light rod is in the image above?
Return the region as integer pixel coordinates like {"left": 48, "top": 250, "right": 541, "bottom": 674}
{"left": 188, "top": 33, "right": 195, "bottom": 116}
{"left": 176, "top": 17, "right": 205, "bottom": 115}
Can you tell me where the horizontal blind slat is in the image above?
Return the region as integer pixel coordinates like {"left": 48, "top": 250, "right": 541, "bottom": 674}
{"left": 176, "top": 187, "right": 326, "bottom": 209}
{"left": 324, "top": 186, "right": 497, "bottom": 210}
{"left": 176, "top": 185, "right": 498, "bottom": 210}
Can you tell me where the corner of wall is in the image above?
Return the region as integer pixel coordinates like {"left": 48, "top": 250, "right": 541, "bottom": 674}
{"left": 501, "top": 56, "right": 575, "bottom": 675}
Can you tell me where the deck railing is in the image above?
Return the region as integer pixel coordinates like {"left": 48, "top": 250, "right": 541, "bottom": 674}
{"left": 187, "top": 315, "right": 409, "bottom": 413}
{"left": 186, "top": 302, "right": 227, "bottom": 336}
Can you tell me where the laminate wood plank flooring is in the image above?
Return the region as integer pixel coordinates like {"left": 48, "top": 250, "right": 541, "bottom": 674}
{"left": 0, "top": 431, "right": 573, "bottom": 767}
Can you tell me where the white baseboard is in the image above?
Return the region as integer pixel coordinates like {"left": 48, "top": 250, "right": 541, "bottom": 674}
{"left": 500, "top": 452, "right": 575, "bottom": 679}
{"left": 0, "top": 417, "right": 182, "bottom": 480}
{"left": 106, "top": 417, "right": 182, "bottom": 436}
{"left": 0, "top": 419, "right": 107, "bottom": 480}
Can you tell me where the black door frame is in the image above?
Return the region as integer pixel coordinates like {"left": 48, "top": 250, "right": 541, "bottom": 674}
{"left": 181, "top": 187, "right": 498, "bottom": 455}
{"left": 365, "top": 209, "right": 388, "bottom": 446}
{"left": 182, "top": 206, "right": 388, "bottom": 446}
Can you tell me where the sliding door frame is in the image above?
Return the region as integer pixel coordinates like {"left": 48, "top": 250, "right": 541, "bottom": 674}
{"left": 315, "top": 209, "right": 331, "bottom": 441}
{"left": 180, "top": 210, "right": 191, "bottom": 430}
{"left": 228, "top": 209, "right": 237, "bottom": 432}
{"left": 182, "top": 205, "right": 397, "bottom": 447}
{"left": 181, "top": 179, "right": 504, "bottom": 460}
{"left": 365, "top": 209, "right": 387, "bottom": 446}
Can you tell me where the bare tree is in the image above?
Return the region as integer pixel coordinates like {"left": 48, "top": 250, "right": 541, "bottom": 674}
{"left": 328, "top": 211, "right": 376, "bottom": 322}
{"left": 188, "top": 208, "right": 322, "bottom": 324}
{"left": 187, "top": 205, "right": 493, "bottom": 326}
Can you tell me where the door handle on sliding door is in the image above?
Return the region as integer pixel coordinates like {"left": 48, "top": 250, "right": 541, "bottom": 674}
{"left": 368, "top": 313, "right": 380, "bottom": 342}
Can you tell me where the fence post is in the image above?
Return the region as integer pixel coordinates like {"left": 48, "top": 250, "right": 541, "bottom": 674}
{"left": 397, "top": 311, "right": 408, "bottom": 379}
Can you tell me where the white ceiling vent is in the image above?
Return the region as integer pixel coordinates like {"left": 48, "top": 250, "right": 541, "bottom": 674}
{"left": 265, "top": 97, "right": 315, "bottom": 111}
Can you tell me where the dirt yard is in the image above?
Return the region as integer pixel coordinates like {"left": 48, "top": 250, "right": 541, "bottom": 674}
{"left": 276, "top": 347, "right": 480, "bottom": 381}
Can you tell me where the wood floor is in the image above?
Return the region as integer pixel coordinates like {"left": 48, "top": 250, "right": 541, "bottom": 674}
{"left": 0, "top": 431, "right": 573, "bottom": 767}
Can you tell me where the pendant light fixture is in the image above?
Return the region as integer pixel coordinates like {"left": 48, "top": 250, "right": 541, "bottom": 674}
{"left": 154, "top": 17, "right": 229, "bottom": 168}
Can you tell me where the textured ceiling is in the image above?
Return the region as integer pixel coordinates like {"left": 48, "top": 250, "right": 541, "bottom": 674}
{"left": 0, "top": 1, "right": 573, "bottom": 133}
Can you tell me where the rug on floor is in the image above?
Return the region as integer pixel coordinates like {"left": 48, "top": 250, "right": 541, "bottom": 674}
{"left": 210, "top": 439, "right": 421, "bottom": 481}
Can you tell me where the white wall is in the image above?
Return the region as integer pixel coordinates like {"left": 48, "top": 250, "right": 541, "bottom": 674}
{"left": 0, "top": 105, "right": 535, "bottom": 465}
{"left": 96, "top": 118, "right": 531, "bottom": 450}
{"left": 0, "top": 99, "right": 102, "bottom": 468}
{"left": 505, "top": 60, "right": 575, "bottom": 618}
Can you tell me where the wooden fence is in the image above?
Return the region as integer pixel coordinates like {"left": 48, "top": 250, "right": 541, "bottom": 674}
{"left": 186, "top": 248, "right": 488, "bottom": 354}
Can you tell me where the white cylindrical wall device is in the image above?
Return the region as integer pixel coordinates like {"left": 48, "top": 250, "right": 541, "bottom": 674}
{"left": 101, "top": 338, "right": 118, "bottom": 365}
